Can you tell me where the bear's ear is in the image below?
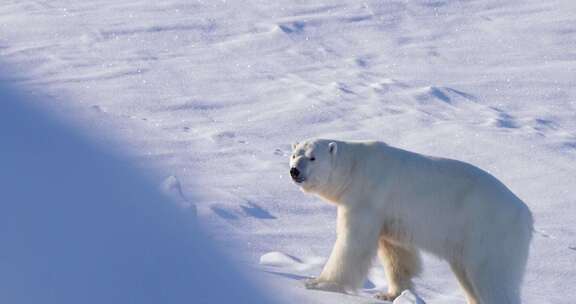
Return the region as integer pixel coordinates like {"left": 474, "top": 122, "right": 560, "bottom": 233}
{"left": 291, "top": 142, "right": 299, "bottom": 150}
{"left": 328, "top": 142, "right": 337, "bottom": 155}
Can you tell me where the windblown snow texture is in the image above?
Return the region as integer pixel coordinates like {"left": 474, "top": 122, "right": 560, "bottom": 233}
{"left": 1, "top": 1, "right": 575, "bottom": 303}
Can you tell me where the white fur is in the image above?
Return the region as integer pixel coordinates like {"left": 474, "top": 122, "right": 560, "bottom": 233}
{"left": 290, "top": 139, "right": 533, "bottom": 304}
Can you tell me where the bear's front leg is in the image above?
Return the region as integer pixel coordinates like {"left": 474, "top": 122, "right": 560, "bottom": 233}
{"left": 307, "top": 205, "right": 381, "bottom": 293}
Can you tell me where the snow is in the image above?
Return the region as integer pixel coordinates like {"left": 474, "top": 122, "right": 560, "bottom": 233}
{"left": 1, "top": 0, "right": 576, "bottom": 303}
{"left": 393, "top": 290, "right": 426, "bottom": 304}
{"left": 0, "top": 85, "right": 272, "bottom": 304}
{"left": 161, "top": 174, "right": 198, "bottom": 214}
{"left": 260, "top": 251, "right": 304, "bottom": 268}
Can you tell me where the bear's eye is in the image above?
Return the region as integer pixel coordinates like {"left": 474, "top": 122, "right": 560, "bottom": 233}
{"left": 292, "top": 155, "right": 295, "bottom": 159}
{"left": 310, "top": 156, "right": 316, "bottom": 161}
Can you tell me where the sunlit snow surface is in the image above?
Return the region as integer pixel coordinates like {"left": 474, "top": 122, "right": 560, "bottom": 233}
{"left": 1, "top": 0, "right": 575, "bottom": 303}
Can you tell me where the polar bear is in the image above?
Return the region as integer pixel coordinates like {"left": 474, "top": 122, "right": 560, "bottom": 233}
{"left": 289, "top": 139, "right": 532, "bottom": 304}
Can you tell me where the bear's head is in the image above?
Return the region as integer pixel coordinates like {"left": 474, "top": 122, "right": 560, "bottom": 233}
{"left": 289, "top": 139, "right": 338, "bottom": 195}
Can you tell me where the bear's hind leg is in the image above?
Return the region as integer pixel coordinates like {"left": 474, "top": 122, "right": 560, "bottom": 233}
{"left": 450, "top": 261, "right": 479, "bottom": 304}
{"left": 466, "top": 256, "right": 522, "bottom": 304}
{"left": 375, "top": 238, "right": 421, "bottom": 301}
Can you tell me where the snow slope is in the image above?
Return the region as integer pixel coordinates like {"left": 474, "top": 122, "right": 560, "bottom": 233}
{"left": 1, "top": 0, "right": 575, "bottom": 303}
{"left": 0, "top": 83, "right": 274, "bottom": 304}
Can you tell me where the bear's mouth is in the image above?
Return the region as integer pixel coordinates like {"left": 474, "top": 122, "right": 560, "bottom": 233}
{"left": 292, "top": 177, "right": 305, "bottom": 184}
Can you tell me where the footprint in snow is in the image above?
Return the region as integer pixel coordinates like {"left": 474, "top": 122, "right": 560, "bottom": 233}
{"left": 494, "top": 112, "right": 519, "bottom": 129}
{"left": 210, "top": 206, "right": 239, "bottom": 220}
{"left": 241, "top": 202, "right": 276, "bottom": 219}
{"left": 211, "top": 131, "right": 243, "bottom": 144}
{"left": 416, "top": 86, "right": 476, "bottom": 105}
{"left": 535, "top": 229, "right": 576, "bottom": 252}
{"left": 355, "top": 57, "right": 369, "bottom": 68}
{"left": 278, "top": 21, "right": 306, "bottom": 34}
{"left": 90, "top": 105, "right": 107, "bottom": 113}
{"left": 534, "top": 228, "right": 555, "bottom": 239}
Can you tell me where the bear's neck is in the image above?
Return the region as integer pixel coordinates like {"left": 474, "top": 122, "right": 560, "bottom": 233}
{"left": 316, "top": 145, "right": 360, "bottom": 204}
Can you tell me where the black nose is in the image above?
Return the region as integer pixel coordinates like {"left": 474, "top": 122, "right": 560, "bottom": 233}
{"left": 290, "top": 167, "right": 300, "bottom": 179}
